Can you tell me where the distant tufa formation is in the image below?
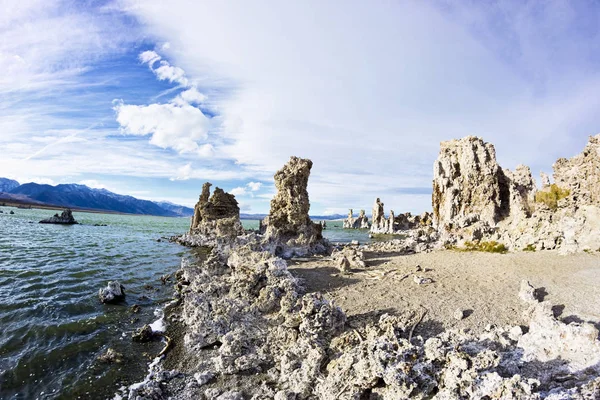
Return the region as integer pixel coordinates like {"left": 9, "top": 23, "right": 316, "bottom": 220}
{"left": 343, "top": 209, "right": 369, "bottom": 229}
{"left": 370, "top": 197, "right": 433, "bottom": 235}
{"left": 181, "top": 156, "right": 328, "bottom": 258}
{"left": 39, "top": 209, "right": 78, "bottom": 224}
{"left": 432, "top": 134, "right": 600, "bottom": 253}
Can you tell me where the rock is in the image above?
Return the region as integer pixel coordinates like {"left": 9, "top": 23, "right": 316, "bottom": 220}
{"left": 193, "top": 372, "right": 214, "bottom": 386}
{"left": 98, "top": 281, "right": 125, "bottom": 304}
{"left": 432, "top": 135, "right": 600, "bottom": 253}
{"left": 262, "top": 156, "right": 328, "bottom": 257}
{"left": 9, "top": 210, "right": 14, "bottom": 214}
{"left": 132, "top": 324, "right": 155, "bottom": 343}
{"left": 519, "top": 280, "right": 538, "bottom": 304}
{"left": 39, "top": 209, "right": 78, "bottom": 224}
{"left": 540, "top": 172, "right": 551, "bottom": 188}
{"left": 370, "top": 198, "right": 393, "bottom": 233}
{"left": 130, "top": 304, "right": 141, "bottom": 313}
{"left": 432, "top": 136, "right": 509, "bottom": 230}
{"left": 336, "top": 255, "right": 351, "bottom": 274}
{"left": 453, "top": 308, "right": 466, "bottom": 320}
{"left": 98, "top": 348, "right": 123, "bottom": 363}
{"left": 184, "top": 183, "right": 244, "bottom": 246}
{"left": 343, "top": 209, "right": 369, "bottom": 229}
{"left": 350, "top": 240, "right": 359, "bottom": 246}
{"left": 413, "top": 275, "right": 433, "bottom": 285}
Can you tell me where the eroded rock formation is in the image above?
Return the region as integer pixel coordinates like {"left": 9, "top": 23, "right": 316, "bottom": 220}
{"left": 39, "top": 209, "right": 78, "bottom": 224}
{"left": 262, "top": 156, "right": 328, "bottom": 257}
{"left": 343, "top": 209, "right": 369, "bottom": 229}
{"left": 432, "top": 134, "right": 600, "bottom": 253}
{"left": 183, "top": 184, "right": 243, "bottom": 245}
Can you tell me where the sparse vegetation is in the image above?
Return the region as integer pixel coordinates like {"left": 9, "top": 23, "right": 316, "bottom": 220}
{"left": 523, "top": 244, "right": 536, "bottom": 252}
{"left": 449, "top": 240, "right": 508, "bottom": 253}
{"left": 535, "top": 184, "right": 570, "bottom": 211}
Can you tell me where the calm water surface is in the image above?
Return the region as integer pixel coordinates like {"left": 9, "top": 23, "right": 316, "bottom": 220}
{"left": 0, "top": 209, "right": 371, "bottom": 399}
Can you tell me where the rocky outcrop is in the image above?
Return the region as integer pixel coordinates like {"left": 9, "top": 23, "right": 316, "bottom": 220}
{"left": 261, "top": 156, "right": 328, "bottom": 257}
{"left": 343, "top": 209, "right": 369, "bottom": 229}
{"left": 432, "top": 136, "right": 508, "bottom": 230}
{"left": 98, "top": 281, "right": 125, "bottom": 304}
{"left": 39, "top": 209, "right": 78, "bottom": 224}
{"left": 140, "top": 242, "right": 600, "bottom": 399}
{"left": 181, "top": 184, "right": 244, "bottom": 246}
{"left": 433, "top": 135, "right": 600, "bottom": 252}
{"left": 554, "top": 135, "right": 600, "bottom": 206}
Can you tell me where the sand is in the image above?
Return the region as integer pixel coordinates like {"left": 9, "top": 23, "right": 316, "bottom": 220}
{"left": 288, "top": 250, "right": 600, "bottom": 338}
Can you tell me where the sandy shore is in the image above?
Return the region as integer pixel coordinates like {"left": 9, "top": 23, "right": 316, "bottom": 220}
{"left": 289, "top": 250, "right": 600, "bottom": 338}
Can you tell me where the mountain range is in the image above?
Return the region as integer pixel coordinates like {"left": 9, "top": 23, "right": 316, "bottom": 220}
{"left": 0, "top": 178, "right": 346, "bottom": 220}
{"left": 0, "top": 179, "right": 194, "bottom": 217}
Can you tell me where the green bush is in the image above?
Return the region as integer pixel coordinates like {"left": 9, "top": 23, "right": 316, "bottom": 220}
{"left": 535, "top": 184, "right": 570, "bottom": 211}
{"left": 458, "top": 241, "right": 508, "bottom": 253}
{"left": 523, "top": 244, "right": 536, "bottom": 252}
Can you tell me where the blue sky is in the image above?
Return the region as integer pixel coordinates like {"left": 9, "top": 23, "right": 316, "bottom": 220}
{"left": 2, "top": 1, "right": 600, "bottom": 214}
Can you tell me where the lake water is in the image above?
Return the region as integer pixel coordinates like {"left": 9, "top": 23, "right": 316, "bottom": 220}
{"left": 0, "top": 208, "right": 371, "bottom": 399}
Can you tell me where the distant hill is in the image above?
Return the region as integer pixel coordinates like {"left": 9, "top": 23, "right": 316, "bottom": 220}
{"left": 3, "top": 181, "right": 193, "bottom": 217}
{"left": 153, "top": 201, "right": 194, "bottom": 217}
{"left": 0, "top": 178, "right": 20, "bottom": 193}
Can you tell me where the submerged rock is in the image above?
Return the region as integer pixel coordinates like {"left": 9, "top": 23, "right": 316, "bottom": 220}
{"left": 98, "top": 348, "right": 123, "bottom": 364}
{"left": 132, "top": 324, "right": 155, "bottom": 343}
{"left": 98, "top": 281, "right": 125, "bottom": 304}
{"left": 39, "top": 209, "right": 78, "bottom": 224}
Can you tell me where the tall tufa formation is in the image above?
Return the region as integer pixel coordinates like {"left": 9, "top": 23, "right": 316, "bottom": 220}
{"left": 189, "top": 183, "right": 243, "bottom": 241}
{"left": 262, "top": 156, "right": 327, "bottom": 257}
{"left": 190, "top": 182, "right": 212, "bottom": 231}
{"left": 432, "top": 136, "right": 508, "bottom": 230}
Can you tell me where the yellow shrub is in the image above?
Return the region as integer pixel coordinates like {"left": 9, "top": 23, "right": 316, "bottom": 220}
{"left": 535, "top": 184, "right": 570, "bottom": 210}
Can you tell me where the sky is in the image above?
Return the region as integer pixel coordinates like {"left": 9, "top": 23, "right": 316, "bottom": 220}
{"left": 1, "top": 0, "right": 600, "bottom": 214}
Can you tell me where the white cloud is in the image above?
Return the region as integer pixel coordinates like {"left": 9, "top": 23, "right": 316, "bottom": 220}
{"left": 139, "top": 50, "right": 161, "bottom": 66}
{"left": 154, "top": 61, "right": 188, "bottom": 86}
{"left": 119, "top": 0, "right": 600, "bottom": 214}
{"left": 230, "top": 187, "right": 247, "bottom": 196}
{"left": 247, "top": 181, "right": 262, "bottom": 191}
{"left": 174, "top": 87, "right": 207, "bottom": 105}
{"left": 114, "top": 101, "right": 211, "bottom": 154}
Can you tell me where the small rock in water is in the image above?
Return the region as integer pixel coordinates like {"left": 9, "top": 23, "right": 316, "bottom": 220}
{"left": 98, "top": 281, "right": 125, "bottom": 304}
{"left": 9, "top": 210, "right": 14, "bottom": 214}
{"left": 413, "top": 275, "right": 433, "bottom": 285}
{"left": 130, "top": 304, "right": 141, "bottom": 313}
{"left": 39, "top": 208, "right": 77, "bottom": 224}
{"left": 454, "top": 308, "right": 466, "bottom": 320}
{"left": 98, "top": 348, "right": 123, "bottom": 364}
{"left": 350, "top": 240, "right": 359, "bottom": 245}
{"left": 132, "top": 324, "right": 155, "bottom": 343}
{"left": 160, "top": 274, "right": 171, "bottom": 285}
